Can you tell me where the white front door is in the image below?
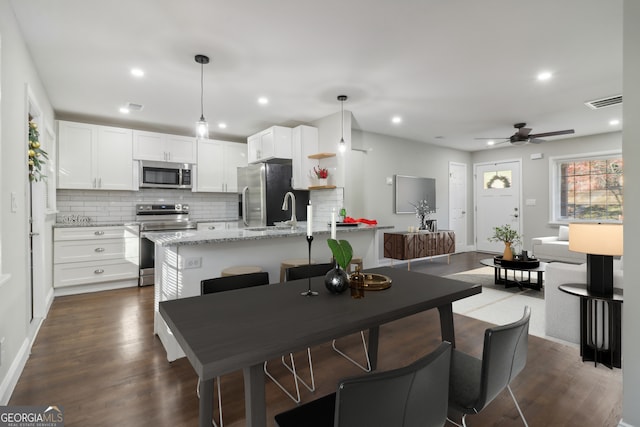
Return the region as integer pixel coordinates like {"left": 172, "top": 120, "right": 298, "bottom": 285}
{"left": 448, "top": 162, "right": 468, "bottom": 252}
{"left": 475, "top": 160, "right": 522, "bottom": 253}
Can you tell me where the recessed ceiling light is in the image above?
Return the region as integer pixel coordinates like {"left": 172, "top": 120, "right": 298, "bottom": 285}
{"left": 131, "top": 68, "right": 145, "bottom": 77}
{"left": 391, "top": 116, "right": 402, "bottom": 124}
{"left": 487, "top": 140, "right": 495, "bottom": 146}
{"left": 537, "top": 71, "right": 552, "bottom": 81}
{"left": 119, "top": 107, "right": 130, "bottom": 114}
{"left": 258, "top": 97, "right": 269, "bottom": 105}
{"left": 218, "top": 123, "right": 227, "bottom": 129}
{"left": 609, "top": 119, "right": 620, "bottom": 126}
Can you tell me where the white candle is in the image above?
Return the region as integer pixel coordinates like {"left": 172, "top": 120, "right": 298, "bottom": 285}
{"left": 307, "top": 204, "right": 313, "bottom": 236}
{"left": 331, "top": 208, "right": 337, "bottom": 239}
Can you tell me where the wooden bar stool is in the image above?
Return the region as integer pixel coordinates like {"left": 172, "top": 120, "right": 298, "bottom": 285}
{"left": 221, "top": 265, "right": 263, "bottom": 277}
{"left": 280, "top": 258, "right": 316, "bottom": 282}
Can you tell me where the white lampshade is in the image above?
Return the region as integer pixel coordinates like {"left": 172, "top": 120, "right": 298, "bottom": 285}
{"left": 569, "top": 223, "right": 623, "bottom": 256}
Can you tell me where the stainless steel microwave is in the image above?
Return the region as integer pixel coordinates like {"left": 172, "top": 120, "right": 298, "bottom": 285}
{"left": 139, "top": 161, "right": 193, "bottom": 189}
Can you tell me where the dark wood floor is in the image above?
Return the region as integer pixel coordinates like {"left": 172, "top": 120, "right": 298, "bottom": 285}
{"left": 10, "top": 252, "right": 622, "bottom": 426}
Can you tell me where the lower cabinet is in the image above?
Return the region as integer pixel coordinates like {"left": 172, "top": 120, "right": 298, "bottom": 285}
{"left": 53, "top": 225, "right": 139, "bottom": 291}
{"left": 196, "top": 221, "right": 238, "bottom": 231}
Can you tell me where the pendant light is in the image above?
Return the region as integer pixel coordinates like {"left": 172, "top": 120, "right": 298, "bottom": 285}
{"left": 195, "top": 54, "right": 210, "bottom": 139}
{"left": 337, "top": 95, "right": 347, "bottom": 153}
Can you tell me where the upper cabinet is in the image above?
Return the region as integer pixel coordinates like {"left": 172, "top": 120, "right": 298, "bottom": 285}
{"left": 247, "top": 126, "right": 292, "bottom": 164}
{"left": 291, "top": 125, "right": 319, "bottom": 190}
{"left": 58, "top": 121, "right": 134, "bottom": 190}
{"left": 133, "top": 130, "right": 196, "bottom": 164}
{"left": 196, "top": 139, "right": 247, "bottom": 192}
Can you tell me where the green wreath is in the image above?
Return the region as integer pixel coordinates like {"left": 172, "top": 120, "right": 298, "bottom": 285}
{"left": 486, "top": 174, "right": 510, "bottom": 189}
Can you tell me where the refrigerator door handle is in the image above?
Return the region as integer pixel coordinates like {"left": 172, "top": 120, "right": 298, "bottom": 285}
{"left": 242, "top": 186, "right": 249, "bottom": 227}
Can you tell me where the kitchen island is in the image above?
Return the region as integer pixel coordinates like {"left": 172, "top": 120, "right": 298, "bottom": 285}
{"left": 147, "top": 223, "right": 392, "bottom": 361}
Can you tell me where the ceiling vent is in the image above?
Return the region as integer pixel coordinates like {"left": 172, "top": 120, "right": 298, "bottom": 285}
{"left": 126, "top": 102, "right": 144, "bottom": 111}
{"left": 584, "top": 95, "right": 622, "bottom": 110}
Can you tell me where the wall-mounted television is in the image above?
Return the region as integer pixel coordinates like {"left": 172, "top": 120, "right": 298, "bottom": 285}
{"left": 394, "top": 175, "right": 436, "bottom": 214}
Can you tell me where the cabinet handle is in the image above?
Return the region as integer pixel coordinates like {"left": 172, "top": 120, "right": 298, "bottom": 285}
{"left": 95, "top": 247, "right": 105, "bottom": 252}
{"left": 94, "top": 269, "right": 105, "bottom": 274}
{"left": 94, "top": 231, "right": 105, "bottom": 236}
{"left": 208, "top": 226, "right": 216, "bottom": 230}
{"left": 93, "top": 178, "right": 97, "bottom": 188}
{"left": 98, "top": 177, "right": 102, "bottom": 188}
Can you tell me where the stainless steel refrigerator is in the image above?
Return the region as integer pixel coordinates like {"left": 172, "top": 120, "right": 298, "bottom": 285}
{"left": 237, "top": 163, "right": 310, "bottom": 227}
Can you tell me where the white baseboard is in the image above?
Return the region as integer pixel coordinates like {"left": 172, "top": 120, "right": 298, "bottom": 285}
{"left": 0, "top": 338, "right": 30, "bottom": 405}
{"left": 53, "top": 279, "right": 137, "bottom": 297}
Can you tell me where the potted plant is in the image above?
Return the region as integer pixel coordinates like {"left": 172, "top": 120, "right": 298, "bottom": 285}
{"left": 325, "top": 238, "right": 352, "bottom": 293}
{"left": 313, "top": 165, "right": 329, "bottom": 186}
{"left": 409, "top": 200, "right": 435, "bottom": 231}
{"left": 488, "top": 224, "right": 521, "bottom": 261}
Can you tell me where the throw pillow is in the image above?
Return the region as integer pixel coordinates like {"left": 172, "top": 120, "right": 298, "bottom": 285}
{"left": 558, "top": 225, "right": 570, "bottom": 241}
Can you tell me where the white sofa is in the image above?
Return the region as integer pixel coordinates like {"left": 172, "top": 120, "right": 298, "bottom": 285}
{"left": 545, "top": 259, "right": 623, "bottom": 344}
{"left": 531, "top": 225, "right": 586, "bottom": 264}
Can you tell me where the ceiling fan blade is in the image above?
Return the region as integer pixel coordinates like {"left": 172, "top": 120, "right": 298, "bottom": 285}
{"left": 529, "top": 129, "right": 575, "bottom": 138}
{"left": 516, "top": 127, "right": 532, "bottom": 137}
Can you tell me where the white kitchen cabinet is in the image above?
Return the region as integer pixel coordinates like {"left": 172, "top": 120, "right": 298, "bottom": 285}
{"left": 133, "top": 130, "right": 196, "bottom": 163}
{"left": 196, "top": 139, "right": 247, "bottom": 192}
{"left": 247, "top": 126, "right": 292, "bottom": 164}
{"left": 291, "top": 125, "right": 319, "bottom": 189}
{"left": 53, "top": 225, "right": 139, "bottom": 291}
{"left": 57, "top": 121, "right": 134, "bottom": 190}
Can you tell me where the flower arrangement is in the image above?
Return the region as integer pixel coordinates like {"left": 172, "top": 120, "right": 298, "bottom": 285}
{"left": 314, "top": 165, "right": 329, "bottom": 179}
{"left": 488, "top": 224, "right": 521, "bottom": 245}
{"left": 28, "top": 119, "right": 49, "bottom": 182}
{"left": 327, "top": 238, "right": 353, "bottom": 270}
{"left": 409, "top": 200, "right": 435, "bottom": 230}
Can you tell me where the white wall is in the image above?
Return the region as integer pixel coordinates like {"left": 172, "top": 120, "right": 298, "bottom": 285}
{"left": 0, "top": 0, "right": 55, "bottom": 403}
{"left": 470, "top": 132, "right": 622, "bottom": 251}
{"left": 622, "top": 1, "right": 639, "bottom": 425}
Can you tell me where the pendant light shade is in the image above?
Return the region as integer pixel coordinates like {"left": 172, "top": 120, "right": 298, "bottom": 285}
{"left": 338, "top": 95, "right": 347, "bottom": 153}
{"left": 195, "top": 54, "right": 210, "bottom": 138}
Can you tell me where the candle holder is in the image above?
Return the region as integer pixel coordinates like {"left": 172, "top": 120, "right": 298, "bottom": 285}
{"left": 301, "top": 235, "right": 318, "bottom": 296}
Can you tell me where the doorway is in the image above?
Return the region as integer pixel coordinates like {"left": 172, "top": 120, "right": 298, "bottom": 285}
{"left": 448, "top": 162, "right": 468, "bottom": 252}
{"left": 474, "top": 160, "right": 522, "bottom": 253}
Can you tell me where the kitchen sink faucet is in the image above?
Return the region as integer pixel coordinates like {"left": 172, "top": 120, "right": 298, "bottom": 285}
{"left": 282, "top": 192, "right": 297, "bottom": 228}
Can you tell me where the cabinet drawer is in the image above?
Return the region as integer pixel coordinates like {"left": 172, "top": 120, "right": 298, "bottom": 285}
{"left": 54, "top": 225, "right": 137, "bottom": 241}
{"left": 53, "top": 259, "right": 139, "bottom": 288}
{"left": 54, "top": 238, "right": 138, "bottom": 264}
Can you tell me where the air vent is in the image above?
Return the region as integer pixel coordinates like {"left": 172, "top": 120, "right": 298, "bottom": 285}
{"left": 584, "top": 95, "right": 622, "bottom": 110}
{"left": 126, "top": 102, "right": 144, "bottom": 111}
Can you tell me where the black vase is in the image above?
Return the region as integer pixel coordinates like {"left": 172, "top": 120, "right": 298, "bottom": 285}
{"left": 324, "top": 265, "right": 349, "bottom": 294}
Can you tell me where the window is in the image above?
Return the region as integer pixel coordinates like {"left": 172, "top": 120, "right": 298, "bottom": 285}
{"left": 550, "top": 152, "right": 623, "bottom": 223}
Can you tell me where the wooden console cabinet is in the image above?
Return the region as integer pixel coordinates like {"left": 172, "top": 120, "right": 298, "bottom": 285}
{"left": 384, "top": 231, "right": 455, "bottom": 268}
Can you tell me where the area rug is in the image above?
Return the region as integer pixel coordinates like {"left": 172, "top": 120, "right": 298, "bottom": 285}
{"left": 445, "top": 267, "right": 546, "bottom": 338}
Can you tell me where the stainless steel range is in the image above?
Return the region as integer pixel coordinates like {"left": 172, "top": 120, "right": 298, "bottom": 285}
{"left": 136, "top": 203, "right": 196, "bottom": 286}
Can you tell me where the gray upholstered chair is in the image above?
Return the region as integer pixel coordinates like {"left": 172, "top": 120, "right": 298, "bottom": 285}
{"left": 199, "top": 271, "right": 271, "bottom": 427}
{"left": 274, "top": 341, "right": 452, "bottom": 427}
{"left": 286, "top": 263, "right": 372, "bottom": 372}
{"left": 448, "top": 306, "right": 531, "bottom": 427}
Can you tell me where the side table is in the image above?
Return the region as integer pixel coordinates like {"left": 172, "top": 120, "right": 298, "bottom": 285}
{"left": 558, "top": 283, "right": 623, "bottom": 369}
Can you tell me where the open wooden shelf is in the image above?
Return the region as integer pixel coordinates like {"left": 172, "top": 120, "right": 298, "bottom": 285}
{"left": 308, "top": 152, "right": 336, "bottom": 159}
{"left": 308, "top": 185, "right": 337, "bottom": 190}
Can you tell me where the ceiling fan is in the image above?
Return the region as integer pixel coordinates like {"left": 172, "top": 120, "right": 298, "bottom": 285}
{"left": 477, "top": 123, "right": 575, "bottom": 146}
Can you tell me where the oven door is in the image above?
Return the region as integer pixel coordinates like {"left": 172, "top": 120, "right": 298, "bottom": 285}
{"left": 139, "top": 235, "right": 155, "bottom": 286}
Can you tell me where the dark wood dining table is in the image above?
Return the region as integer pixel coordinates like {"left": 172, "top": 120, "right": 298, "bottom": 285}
{"left": 159, "top": 266, "right": 481, "bottom": 427}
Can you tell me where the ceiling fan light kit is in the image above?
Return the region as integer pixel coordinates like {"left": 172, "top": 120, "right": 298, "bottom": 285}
{"left": 478, "top": 122, "right": 575, "bottom": 147}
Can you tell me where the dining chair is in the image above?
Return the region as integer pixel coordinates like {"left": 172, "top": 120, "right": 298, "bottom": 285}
{"left": 274, "top": 341, "right": 452, "bottom": 427}
{"left": 286, "top": 263, "right": 372, "bottom": 373}
{"left": 199, "top": 271, "right": 271, "bottom": 427}
{"left": 447, "top": 306, "right": 531, "bottom": 427}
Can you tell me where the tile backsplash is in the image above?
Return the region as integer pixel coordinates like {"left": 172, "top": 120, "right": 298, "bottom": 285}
{"left": 56, "top": 189, "right": 239, "bottom": 224}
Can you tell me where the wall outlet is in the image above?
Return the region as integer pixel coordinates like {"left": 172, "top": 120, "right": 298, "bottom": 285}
{"left": 183, "top": 257, "right": 202, "bottom": 269}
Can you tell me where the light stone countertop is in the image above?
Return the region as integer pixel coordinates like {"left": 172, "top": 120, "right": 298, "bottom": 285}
{"left": 144, "top": 224, "right": 393, "bottom": 247}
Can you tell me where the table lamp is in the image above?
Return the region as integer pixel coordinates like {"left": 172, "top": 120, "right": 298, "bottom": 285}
{"left": 568, "top": 223, "right": 623, "bottom": 296}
